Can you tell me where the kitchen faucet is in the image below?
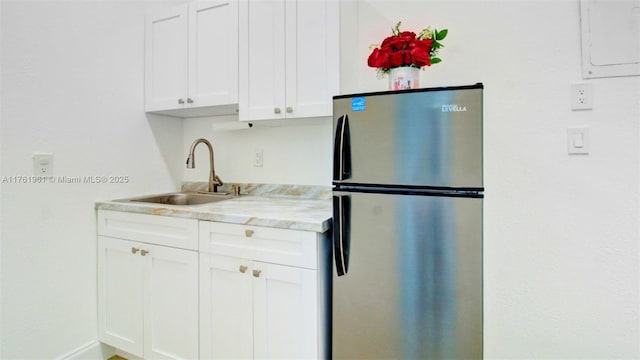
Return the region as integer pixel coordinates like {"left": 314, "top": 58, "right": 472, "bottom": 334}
{"left": 186, "top": 138, "right": 223, "bottom": 193}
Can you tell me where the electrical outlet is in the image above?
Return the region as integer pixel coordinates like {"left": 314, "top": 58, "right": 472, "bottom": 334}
{"left": 253, "top": 148, "right": 263, "bottom": 167}
{"left": 33, "top": 153, "right": 53, "bottom": 175}
{"left": 571, "top": 83, "right": 593, "bottom": 110}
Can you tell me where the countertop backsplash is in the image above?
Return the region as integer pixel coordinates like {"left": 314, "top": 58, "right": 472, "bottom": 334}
{"left": 181, "top": 182, "right": 332, "bottom": 200}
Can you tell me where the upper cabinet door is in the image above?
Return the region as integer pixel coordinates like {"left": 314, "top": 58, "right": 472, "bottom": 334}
{"left": 189, "top": 1, "right": 239, "bottom": 107}
{"left": 145, "top": 1, "right": 239, "bottom": 117}
{"left": 239, "top": 0, "right": 287, "bottom": 121}
{"left": 145, "top": 4, "right": 189, "bottom": 112}
{"left": 285, "top": 0, "right": 340, "bottom": 119}
{"left": 239, "top": 0, "right": 339, "bottom": 122}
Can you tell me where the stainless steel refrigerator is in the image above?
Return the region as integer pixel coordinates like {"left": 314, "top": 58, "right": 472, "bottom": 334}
{"left": 332, "top": 84, "right": 484, "bottom": 359}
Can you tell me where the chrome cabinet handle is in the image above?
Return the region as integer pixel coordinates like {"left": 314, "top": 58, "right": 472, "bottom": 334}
{"left": 140, "top": 249, "right": 149, "bottom": 256}
{"left": 131, "top": 247, "right": 140, "bottom": 254}
{"left": 274, "top": 107, "right": 281, "bottom": 114}
{"left": 252, "top": 269, "right": 261, "bottom": 278}
{"left": 187, "top": 98, "right": 194, "bottom": 104}
{"left": 178, "top": 99, "right": 185, "bottom": 104}
{"left": 286, "top": 106, "right": 293, "bottom": 113}
{"left": 245, "top": 229, "right": 254, "bottom": 237}
{"left": 239, "top": 265, "right": 248, "bottom": 273}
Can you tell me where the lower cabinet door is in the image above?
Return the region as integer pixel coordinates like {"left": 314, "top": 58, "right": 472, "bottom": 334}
{"left": 253, "top": 261, "right": 318, "bottom": 359}
{"left": 200, "top": 253, "right": 253, "bottom": 359}
{"left": 98, "top": 237, "right": 144, "bottom": 357}
{"left": 144, "top": 244, "right": 199, "bottom": 360}
{"left": 98, "top": 236, "right": 198, "bottom": 359}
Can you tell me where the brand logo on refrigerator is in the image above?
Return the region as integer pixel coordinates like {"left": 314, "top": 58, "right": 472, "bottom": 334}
{"left": 441, "top": 104, "right": 467, "bottom": 112}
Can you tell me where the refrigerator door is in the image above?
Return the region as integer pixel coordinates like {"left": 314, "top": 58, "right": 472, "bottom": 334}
{"left": 332, "top": 190, "right": 483, "bottom": 359}
{"left": 333, "top": 86, "right": 483, "bottom": 189}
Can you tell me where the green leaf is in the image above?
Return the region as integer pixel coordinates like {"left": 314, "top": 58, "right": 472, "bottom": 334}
{"left": 436, "top": 29, "right": 448, "bottom": 41}
{"left": 431, "top": 57, "right": 442, "bottom": 64}
{"left": 392, "top": 21, "right": 402, "bottom": 35}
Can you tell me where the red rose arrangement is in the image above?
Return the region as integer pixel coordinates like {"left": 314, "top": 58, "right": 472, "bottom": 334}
{"left": 368, "top": 21, "right": 448, "bottom": 77}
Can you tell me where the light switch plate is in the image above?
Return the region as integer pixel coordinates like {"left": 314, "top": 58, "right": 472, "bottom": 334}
{"left": 567, "top": 127, "right": 589, "bottom": 155}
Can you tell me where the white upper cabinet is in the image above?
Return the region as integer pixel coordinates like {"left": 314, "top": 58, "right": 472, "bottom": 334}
{"left": 145, "top": 1, "right": 239, "bottom": 117}
{"left": 239, "top": 0, "right": 339, "bottom": 122}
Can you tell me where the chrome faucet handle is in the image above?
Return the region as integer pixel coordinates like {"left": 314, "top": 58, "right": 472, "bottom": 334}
{"left": 214, "top": 175, "right": 223, "bottom": 186}
{"left": 231, "top": 184, "right": 242, "bottom": 196}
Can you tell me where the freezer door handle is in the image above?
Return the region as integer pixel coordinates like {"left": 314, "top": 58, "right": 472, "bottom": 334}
{"left": 332, "top": 194, "right": 351, "bottom": 276}
{"left": 333, "top": 114, "right": 352, "bottom": 181}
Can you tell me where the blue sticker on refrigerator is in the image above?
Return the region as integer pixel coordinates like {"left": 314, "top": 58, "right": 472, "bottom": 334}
{"left": 351, "top": 97, "right": 365, "bottom": 111}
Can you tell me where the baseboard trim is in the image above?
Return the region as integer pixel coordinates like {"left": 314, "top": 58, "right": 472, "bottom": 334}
{"left": 58, "top": 341, "right": 116, "bottom": 360}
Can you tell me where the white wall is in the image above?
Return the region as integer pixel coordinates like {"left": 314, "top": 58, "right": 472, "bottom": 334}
{"left": 1, "top": 0, "right": 638, "bottom": 358}
{"left": 0, "top": 1, "right": 183, "bottom": 358}
{"left": 184, "top": 0, "right": 640, "bottom": 358}
{"left": 183, "top": 116, "right": 333, "bottom": 186}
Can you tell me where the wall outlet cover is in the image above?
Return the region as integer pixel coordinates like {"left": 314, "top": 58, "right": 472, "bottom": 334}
{"left": 33, "top": 153, "right": 54, "bottom": 175}
{"left": 571, "top": 83, "right": 594, "bottom": 110}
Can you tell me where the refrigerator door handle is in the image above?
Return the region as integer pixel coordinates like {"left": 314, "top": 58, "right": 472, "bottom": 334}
{"left": 332, "top": 114, "right": 352, "bottom": 181}
{"left": 332, "top": 194, "right": 351, "bottom": 276}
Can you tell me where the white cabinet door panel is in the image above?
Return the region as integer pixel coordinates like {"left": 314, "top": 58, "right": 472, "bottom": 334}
{"left": 144, "top": 245, "right": 199, "bottom": 360}
{"left": 200, "top": 253, "right": 253, "bottom": 359}
{"left": 253, "top": 262, "right": 318, "bottom": 359}
{"left": 285, "top": 0, "right": 339, "bottom": 119}
{"left": 98, "top": 237, "right": 144, "bottom": 357}
{"left": 189, "top": 0, "right": 239, "bottom": 107}
{"left": 239, "top": 0, "right": 286, "bottom": 121}
{"left": 145, "top": 5, "right": 189, "bottom": 111}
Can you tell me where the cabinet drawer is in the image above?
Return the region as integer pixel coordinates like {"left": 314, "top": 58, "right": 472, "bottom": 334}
{"left": 199, "top": 222, "right": 318, "bottom": 269}
{"left": 98, "top": 210, "right": 198, "bottom": 251}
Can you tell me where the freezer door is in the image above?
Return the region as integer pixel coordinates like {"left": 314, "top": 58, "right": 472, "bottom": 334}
{"left": 333, "top": 87, "right": 483, "bottom": 188}
{"left": 332, "top": 191, "right": 483, "bottom": 359}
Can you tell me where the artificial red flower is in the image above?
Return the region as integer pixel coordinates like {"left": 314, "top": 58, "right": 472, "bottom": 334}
{"left": 389, "top": 51, "right": 406, "bottom": 67}
{"left": 367, "top": 22, "right": 447, "bottom": 76}
{"left": 411, "top": 47, "right": 431, "bottom": 67}
{"left": 367, "top": 47, "right": 391, "bottom": 69}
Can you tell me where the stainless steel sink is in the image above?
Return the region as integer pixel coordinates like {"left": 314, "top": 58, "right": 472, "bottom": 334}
{"left": 122, "top": 192, "right": 233, "bottom": 206}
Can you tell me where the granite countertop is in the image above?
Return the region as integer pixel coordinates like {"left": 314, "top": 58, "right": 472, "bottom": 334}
{"left": 95, "top": 183, "right": 333, "bottom": 233}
